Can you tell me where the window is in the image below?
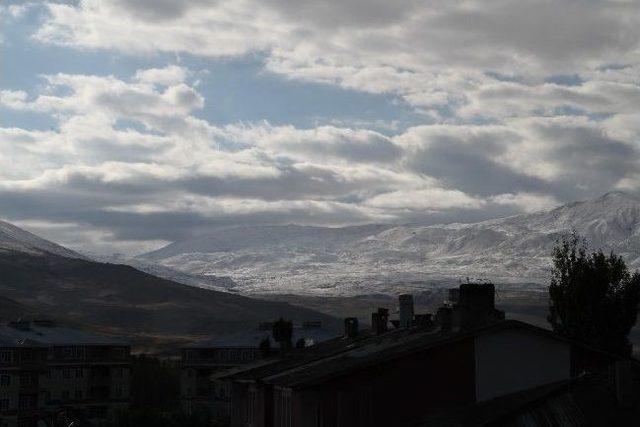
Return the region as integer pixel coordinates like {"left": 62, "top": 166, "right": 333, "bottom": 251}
{"left": 114, "top": 367, "right": 123, "bottom": 378}
{"left": 0, "top": 352, "right": 12, "bottom": 364}
{"left": 88, "top": 405, "right": 107, "bottom": 419}
{"left": 115, "top": 386, "right": 123, "bottom": 398}
{"left": 75, "top": 390, "right": 82, "bottom": 399}
{"left": 62, "top": 368, "right": 71, "bottom": 379}
{"left": 18, "top": 395, "right": 35, "bottom": 410}
{"left": 113, "top": 347, "right": 128, "bottom": 359}
{"left": 19, "top": 371, "right": 37, "bottom": 386}
{"left": 62, "top": 390, "right": 70, "bottom": 400}
{"left": 0, "top": 373, "right": 10, "bottom": 387}
{"left": 0, "top": 398, "right": 10, "bottom": 411}
{"left": 75, "top": 368, "right": 84, "bottom": 378}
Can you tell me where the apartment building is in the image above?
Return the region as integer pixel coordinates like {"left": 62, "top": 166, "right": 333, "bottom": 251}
{"left": 0, "top": 336, "right": 47, "bottom": 427}
{"left": 220, "top": 285, "right": 630, "bottom": 427}
{"left": 0, "top": 320, "right": 130, "bottom": 426}
{"left": 181, "top": 321, "right": 337, "bottom": 421}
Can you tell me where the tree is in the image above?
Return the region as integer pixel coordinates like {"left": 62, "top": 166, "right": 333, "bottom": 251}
{"left": 272, "top": 318, "right": 293, "bottom": 350}
{"left": 548, "top": 232, "right": 640, "bottom": 356}
{"left": 259, "top": 336, "right": 272, "bottom": 357}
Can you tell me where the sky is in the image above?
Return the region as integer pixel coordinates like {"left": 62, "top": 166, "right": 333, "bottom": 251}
{"left": 1, "top": 0, "right": 640, "bottom": 256}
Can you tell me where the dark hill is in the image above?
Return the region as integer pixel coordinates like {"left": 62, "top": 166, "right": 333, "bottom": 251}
{"left": 0, "top": 252, "right": 338, "bottom": 351}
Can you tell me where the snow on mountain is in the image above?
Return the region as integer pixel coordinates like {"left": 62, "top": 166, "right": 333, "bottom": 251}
{"left": 137, "top": 192, "right": 640, "bottom": 296}
{"left": 0, "top": 220, "right": 82, "bottom": 258}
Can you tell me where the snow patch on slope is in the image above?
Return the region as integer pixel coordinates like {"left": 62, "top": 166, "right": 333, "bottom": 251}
{"left": 0, "top": 220, "right": 82, "bottom": 258}
{"left": 137, "top": 192, "right": 640, "bottom": 296}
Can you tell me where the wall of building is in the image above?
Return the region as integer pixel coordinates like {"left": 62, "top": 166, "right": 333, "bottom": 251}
{"left": 291, "top": 338, "right": 476, "bottom": 427}
{"left": 181, "top": 346, "right": 263, "bottom": 421}
{"left": 474, "top": 329, "right": 571, "bottom": 401}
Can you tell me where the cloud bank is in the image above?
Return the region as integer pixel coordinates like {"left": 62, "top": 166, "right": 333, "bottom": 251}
{"left": 1, "top": 0, "right": 639, "bottom": 254}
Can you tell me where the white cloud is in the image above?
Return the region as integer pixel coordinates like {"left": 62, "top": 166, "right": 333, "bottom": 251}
{"left": 134, "top": 65, "right": 189, "bottom": 86}
{"left": 490, "top": 193, "right": 560, "bottom": 213}
{"left": 5, "top": 0, "right": 640, "bottom": 252}
{"left": 31, "top": 0, "right": 640, "bottom": 123}
{"left": 3, "top": 67, "right": 639, "bottom": 246}
{"left": 365, "top": 188, "right": 486, "bottom": 212}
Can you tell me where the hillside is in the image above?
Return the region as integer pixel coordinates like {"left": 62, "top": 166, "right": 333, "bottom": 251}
{"left": 0, "top": 220, "right": 339, "bottom": 350}
{"left": 0, "top": 252, "right": 338, "bottom": 350}
{"left": 137, "top": 192, "right": 640, "bottom": 295}
{"left": 0, "top": 220, "right": 82, "bottom": 258}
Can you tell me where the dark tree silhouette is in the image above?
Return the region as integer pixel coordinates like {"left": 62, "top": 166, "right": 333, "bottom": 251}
{"left": 272, "top": 318, "right": 293, "bottom": 350}
{"left": 259, "top": 336, "right": 272, "bottom": 357}
{"left": 548, "top": 232, "right": 640, "bottom": 356}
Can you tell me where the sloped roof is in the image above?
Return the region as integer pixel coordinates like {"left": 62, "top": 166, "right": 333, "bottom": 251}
{"left": 261, "top": 320, "right": 623, "bottom": 389}
{"left": 187, "top": 326, "right": 339, "bottom": 349}
{"left": 212, "top": 330, "right": 379, "bottom": 383}
{"left": 0, "top": 322, "right": 127, "bottom": 346}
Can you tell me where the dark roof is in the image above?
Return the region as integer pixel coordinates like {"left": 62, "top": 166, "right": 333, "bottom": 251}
{"left": 187, "top": 326, "right": 339, "bottom": 349}
{"left": 262, "top": 320, "right": 624, "bottom": 390}
{"left": 212, "top": 330, "right": 380, "bottom": 383}
{"left": 0, "top": 322, "right": 127, "bottom": 347}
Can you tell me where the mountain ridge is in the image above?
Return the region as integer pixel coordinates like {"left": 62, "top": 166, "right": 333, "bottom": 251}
{"left": 0, "top": 220, "right": 83, "bottom": 258}
{"left": 137, "top": 192, "right": 640, "bottom": 295}
{"left": 0, "top": 221, "right": 339, "bottom": 350}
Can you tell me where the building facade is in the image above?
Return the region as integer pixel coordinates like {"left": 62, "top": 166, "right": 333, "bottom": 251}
{"left": 0, "top": 320, "right": 130, "bottom": 427}
{"left": 0, "top": 341, "right": 48, "bottom": 427}
{"left": 181, "top": 321, "right": 337, "bottom": 421}
{"left": 222, "top": 285, "right": 624, "bottom": 427}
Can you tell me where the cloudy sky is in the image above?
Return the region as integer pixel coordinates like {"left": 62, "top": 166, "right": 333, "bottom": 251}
{"left": 1, "top": 0, "right": 640, "bottom": 255}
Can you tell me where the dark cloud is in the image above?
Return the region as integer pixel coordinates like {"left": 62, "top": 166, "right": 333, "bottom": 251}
{"left": 111, "top": 0, "right": 212, "bottom": 22}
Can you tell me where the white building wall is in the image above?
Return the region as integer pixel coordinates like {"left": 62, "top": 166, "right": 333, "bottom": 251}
{"left": 475, "top": 329, "right": 571, "bottom": 402}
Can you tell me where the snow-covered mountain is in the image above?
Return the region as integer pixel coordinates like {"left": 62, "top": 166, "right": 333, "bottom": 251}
{"left": 0, "top": 220, "right": 82, "bottom": 258}
{"left": 137, "top": 192, "right": 640, "bottom": 295}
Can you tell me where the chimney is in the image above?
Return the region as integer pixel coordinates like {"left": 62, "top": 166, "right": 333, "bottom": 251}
{"left": 344, "top": 318, "right": 359, "bottom": 338}
{"left": 615, "top": 360, "right": 635, "bottom": 407}
{"left": 458, "top": 283, "right": 502, "bottom": 329}
{"left": 371, "top": 308, "right": 389, "bottom": 335}
{"left": 399, "top": 294, "right": 415, "bottom": 328}
{"left": 436, "top": 306, "right": 453, "bottom": 334}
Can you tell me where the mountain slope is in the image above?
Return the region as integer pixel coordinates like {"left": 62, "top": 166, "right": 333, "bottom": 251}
{"left": 0, "top": 221, "right": 338, "bottom": 349}
{"left": 0, "top": 220, "right": 82, "bottom": 258}
{"left": 138, "top": 192, "right": 640, "bottom": 295}
{"left": 0, "top": 252, "right": 338, "bottom": 350}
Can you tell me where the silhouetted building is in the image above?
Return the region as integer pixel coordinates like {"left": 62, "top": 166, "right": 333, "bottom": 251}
{"left": 217, "top": 286, "right": 630, "bottom": 427}
{"left": 180, "top": 321, "right": 337, "bottom": 420}
{"left": 415, "top": 364, "right": 640, "bottom": 426}
{"left": 0, "top": 320, "right": 130, "bottom": 426}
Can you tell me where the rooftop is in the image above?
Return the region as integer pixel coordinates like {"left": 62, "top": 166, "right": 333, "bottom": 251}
{"left": 0, "top": 320, "right": 127, "bottom": 347}
{"left": 187, "top": 324, "right": 339, "bottom": 349}
{"left": 218, "top": 320, "right": 627, "bottom": 390}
